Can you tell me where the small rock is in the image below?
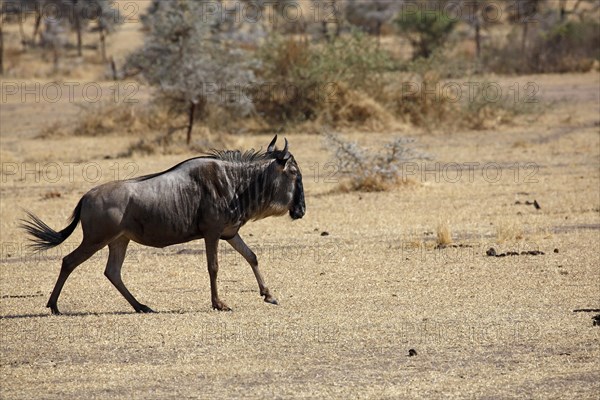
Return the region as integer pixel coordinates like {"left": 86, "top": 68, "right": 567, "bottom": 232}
{"left": 321, "top": 231, "right": 330, "bottom": 237}
{"left": 533, "top": 200, "right": 541, "bottom": 210}
{"left": 554, "top": 248, "right": 559, "bottom": 253}
{"left": 408, "top": 349, "right": 417, "bottom": 357}
{"left": 486, "top": 248, "right": 497, "bottom": 257}
{"left": 42, "top": 191, "right": 61, "bottom": 200}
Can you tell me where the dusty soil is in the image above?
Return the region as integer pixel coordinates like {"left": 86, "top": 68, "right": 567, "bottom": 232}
{"left": 1, "top": 4, "right": 599, "bottom": 399}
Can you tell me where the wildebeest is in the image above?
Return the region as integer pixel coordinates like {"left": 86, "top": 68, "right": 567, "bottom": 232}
{"left": 21, "top": 136, "right": 305, "bottom": 314}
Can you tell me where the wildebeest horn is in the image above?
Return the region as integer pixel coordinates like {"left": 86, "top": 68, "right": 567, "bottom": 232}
{"left": 267, "top": 135, "right": 278, "bottom": 153}
{"left": 282, "top": 138, "right": 289, "bottom": 155}
{"left": 280, "top": 138, "right": 291, "bottom": 161}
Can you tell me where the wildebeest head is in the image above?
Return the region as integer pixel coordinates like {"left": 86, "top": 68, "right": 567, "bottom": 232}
{"left": 267, "top": 135, "right": 305, "bottom": 220}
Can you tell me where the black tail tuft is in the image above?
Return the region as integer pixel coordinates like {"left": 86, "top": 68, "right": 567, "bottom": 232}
{"left": 20, "top": 199, "right": 83, "bottom": 252}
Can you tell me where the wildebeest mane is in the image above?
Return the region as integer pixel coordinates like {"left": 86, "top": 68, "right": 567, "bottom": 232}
{"left": 206, "top": 149, "right": 271, "bottom": 163}
{"left": 131, "top": 149, "right": 279, "bottom": 183}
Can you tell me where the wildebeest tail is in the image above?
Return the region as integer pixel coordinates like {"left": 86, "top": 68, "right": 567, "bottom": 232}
{"left": 20, "top": 198, "right": 83, "bottom": 252}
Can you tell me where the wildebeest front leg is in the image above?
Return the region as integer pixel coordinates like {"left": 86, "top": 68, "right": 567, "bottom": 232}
{"left": 205, "top": 236, "right": 231, "bottom": 311}
{"left": 227, "top": 234, "right": 278, "bottom": 305}
{"left": 105, "top": 236, "right": 154, "bottom": 313}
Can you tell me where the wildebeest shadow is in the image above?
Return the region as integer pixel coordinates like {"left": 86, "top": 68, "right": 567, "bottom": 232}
{"left": 0, "top": 309, "right": 200, "bottom": 319}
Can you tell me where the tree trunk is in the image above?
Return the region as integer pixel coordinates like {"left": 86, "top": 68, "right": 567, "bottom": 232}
{"left": 321, "top": 21, "right": 329, "bottom": 41}
{"left": 110, "top": 56, "right": 117, "bottom": 81}
{"left": 334, "top": 0, "right": 341, "bottom": 38}
{"left": 186, "top": 101, "right": 197, "bottom": 145}
{"left": 0, "top": 24, "right": 4, "bottom": 75}
{"left": 475, "top": 21, "right": 481, "bottom": 59}
{"left": 521, "top": 23, "right": 528, "bottom": 54}
{"left": 53, "top": 47, "right": 60, "bottom": 72}
{"left": 75, "top": 18, "right": 82, "bottom": 56}
{"left": 18, "top": 15, "right": 27, "bottom": 50}
{"left": 33, "top": 13, "right": 41, "bottom": 45}
{"left": 74, "top": 1, "right": 82, "bottom": 57}
{"left": 99, "top": 28, "right": 106, "bottom": 62}
{"left": 559, "top": 0, "right": 567, "bottom": 22}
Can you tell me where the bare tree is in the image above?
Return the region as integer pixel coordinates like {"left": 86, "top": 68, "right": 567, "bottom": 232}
{"left": 458, "top": 0, "right": 502, "bottom": 59}
{"left": 345, "top": 0, "right": 400, "bottom": 44}
{"left": 506, "top": 0, "right": 546, "bottom": 53}
{"left": 88, "top": 0, "right": 122, "bottom": 62}
{"left": 126, "top": 0, "right": 255, "bottom": 145}
{"left": 311, "top": 0, "right": 344, "bottom": 41}
{"left": 0, "top": 18, "right": 4, "bottom": 75}
{"left": 557, "top": 0, "right": 599, "bottom": 22}
{"left": 40, "top": 17, "right": 67, "bottom": 70}
{"left": 395, "top": 0, "right": 457, "bottom": 59}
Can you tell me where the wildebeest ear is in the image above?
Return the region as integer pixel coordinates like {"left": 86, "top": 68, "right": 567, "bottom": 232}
{"left": 276, "top": 153, "right": 291, "bottom": 166}
{"left": 267, "top": 135, "right": 278, "bottom": 153}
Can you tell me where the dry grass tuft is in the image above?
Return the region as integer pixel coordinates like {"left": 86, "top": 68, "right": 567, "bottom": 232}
{"left": 337, "top": 175, "right": 393, "bottom": 193}
{"left": 38, "top": 121, "right": 67, "bottom": 139}
{"left": 38, "top": 101, "right": 171, "bottom": 139}
{"left": 436, "top": 221, "right": 453, "bottom": 247}
{"left": 317, "top": 84, "right": 395, "bottom": 132}
{"left": 123, "top": 127, "right": 232, "bottom": 157}
{"left": 73, "top": 102, "right": 157, "bottom": 136}
{"left": 495, "top": 221, "right": 525, "bottom": 243}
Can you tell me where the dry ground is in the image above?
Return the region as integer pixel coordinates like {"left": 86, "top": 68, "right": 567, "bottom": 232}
{"left": 1, "top": 5, "right": 600, "bottom": 398}
{"left": 1, "top": 71, "right": 599, "bottom": 399}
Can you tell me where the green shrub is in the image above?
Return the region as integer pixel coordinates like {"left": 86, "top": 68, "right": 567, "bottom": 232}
{"left": 253, "top": 31, "right": 393, "bottom": 125}
{"left": 395, "top": 9, "right": 457, "bottom": 59}
{"left": 482, "top": 18, "right": 600, "bottom": 74}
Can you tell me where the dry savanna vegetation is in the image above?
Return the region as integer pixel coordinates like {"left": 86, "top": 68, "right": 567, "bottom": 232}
{"left": 1, "top": 1, "right": 599, "bottom": 399}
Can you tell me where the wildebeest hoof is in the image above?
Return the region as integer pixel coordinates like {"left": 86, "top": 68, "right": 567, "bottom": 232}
{"left": 212, "top": 301, "right": 232, "bottom": 311}
{"left": 137, "top": 304, "right": 156, "bottom": 313}
{"left": 264, "top": 296, "right": 278, "bottom": 305}
{"left": 49, "top": 307, "right": 61, "bottom": 315}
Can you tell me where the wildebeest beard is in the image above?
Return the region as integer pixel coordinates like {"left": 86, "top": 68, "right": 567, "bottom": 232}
{"left": 224, "top": 161, "right": 291, "bottom": 224}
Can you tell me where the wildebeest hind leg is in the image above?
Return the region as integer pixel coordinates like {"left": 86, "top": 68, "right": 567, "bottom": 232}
{"left": 227, "top": 234, "right": 277, "bottom": 305}
{"left": 105, "top": 236, "right": 154, "bottom": 313}
{"left": 47, "top": 241, "right": 102, "bottom": 315}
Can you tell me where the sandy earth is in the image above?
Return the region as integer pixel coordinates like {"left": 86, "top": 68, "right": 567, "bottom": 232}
{"left": 1, "top": 3, "right": 599, "bottom": 399}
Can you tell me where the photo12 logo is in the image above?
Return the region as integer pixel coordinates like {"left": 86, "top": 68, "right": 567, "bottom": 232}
{"left": 1, "top": 162, "right": 140, "bottom": 184}
{"left": 400, "top": 81, "right": 540, "bottom": 104}
{"left": 400, "top": 162, "right": 540, "bottom": 184}
{"left": 1, "top": 82, "right": 140, "bottom": 104}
